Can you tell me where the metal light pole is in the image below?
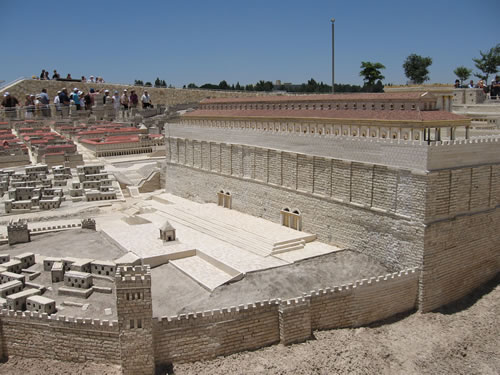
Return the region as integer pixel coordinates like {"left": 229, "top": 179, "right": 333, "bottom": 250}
{"left": 331, "top": 18, "right": 335, "bottom": 93}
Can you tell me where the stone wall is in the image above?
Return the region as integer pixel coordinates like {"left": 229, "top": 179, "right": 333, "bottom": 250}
{"left": 165, "top": 161, "right": 425, "bottom": 271}
{"left": 0, "top": 79, "right": 273, "bottom": 107}
{"left": 0, "top": 310, "right": 121, "bottom": 364}
{"left": 152, "top": 267, "right": 418, "bottom": 365}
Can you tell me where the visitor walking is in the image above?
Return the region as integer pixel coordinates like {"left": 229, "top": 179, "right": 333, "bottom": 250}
{"left": 24, "top": 95, "right": 35, "bottom": 119}
{"left": 112, "top": 90, "right": 121, "bottom": 114}
{"left": 491, "top": 76, "right": 500, "bottom": 100}
{"left": 120, "top": 89, "right": 129, "bottom": 117}
{"left": 52, "top": 70, "right": 60, "bottom": 80}
{"left": 54, "top": 91, "right": 61, "bottom": 116}
{"left": 72, "top": 88, "right": 82, "bottom": 110}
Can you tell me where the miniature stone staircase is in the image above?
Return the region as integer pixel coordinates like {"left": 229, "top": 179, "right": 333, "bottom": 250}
{"left": 154, "top": 205, "right": 315, "bottom": 257}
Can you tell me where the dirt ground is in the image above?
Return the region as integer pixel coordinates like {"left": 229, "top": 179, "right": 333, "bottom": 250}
{"left": 1, "top": 276, "right": 498, "bottom": 375}
{"left": 152, "top": 250, "right": 387, "bottom": 316}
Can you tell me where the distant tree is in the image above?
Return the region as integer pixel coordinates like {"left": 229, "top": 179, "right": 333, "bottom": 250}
{"left": 472, "top": 44, "right": 500, "bottom": 83}
{"left": 359, "top": 61, "right": 386, "bottom": 86}
{"left": 183, "top": 85, "right": 186, "bottom": 89}
{"left": 154, "top": 77, "right": 161, "bottom": 87}
{"left": 453, "top": 66, "right": 472, "bottom": 86}
{"left": 145, "top": 82, "right": 152, "bottom": 87}
{"left": 187, "top": 83, "right": 198, "bottom": 89}
{"left": 200, "top": 83, "right": 219, "bottom": 90}
{"left": 255, "top": 80, "right": 273, "bottom": 91}
{"left": 218, "top": 80, "right": 230, "bottom": 90}
{"left": 134, "top": 79, "right": 144, "bottom": 86}
{"left": 403, "top": 54, "right": 433, "bottom": 84}
{"left": 161, "top": 80, "right": 167, "bottom": 88}
{"left": 235, "top": 82, "right": 242, "bottom": 91}
{"left": 245, "top": 84, "right": 254, "bottom": 91}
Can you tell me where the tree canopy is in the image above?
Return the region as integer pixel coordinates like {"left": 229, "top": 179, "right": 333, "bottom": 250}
{"left": 359, "top": 61, "right": 386, "bottom": 86}
{"left": 472, "top": 44, "right": 500, "bottom": 83}
{"left": 453, "top": 66, "right": 472, "bottom": 85}
{"left": 402, "top": 54, "right": 433, "bottom": 84}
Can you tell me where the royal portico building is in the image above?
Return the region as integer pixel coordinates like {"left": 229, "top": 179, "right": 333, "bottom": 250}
{"left": 179, "top": 92, "right": 469, "bottom": 141}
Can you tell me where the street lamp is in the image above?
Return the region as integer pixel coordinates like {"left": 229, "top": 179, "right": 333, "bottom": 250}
{"left": 331, "top": 18, "right": 335, "bottom": 93}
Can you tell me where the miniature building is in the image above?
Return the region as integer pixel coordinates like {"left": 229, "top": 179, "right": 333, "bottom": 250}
{"left": 26, "top": 295, "right": 57, "bottom": 315}
{"left": 0, "top": 280, "right": 23, "bottom": 298}
{"left": 1, "top": 260, "right": 22, "bottom": 274}
{"left": 62, "top": 257, "right": 78, "bottom": 272}
{"left": 6, "top": 288, "right": 41, "bottom": 311}
{"left": 70, "top": 258, "right": 93, "bottom": 273}
{"left": 64, "top": 271, "right": 93, "bottom": 289}
{"left": 0, "top": 271, "right": 26, "bottom": 285}
{"left": 43, "top": 257, "right": 61, "bottom": 271}
{"left": 7, "top": 219, "right": 31, "bottom": 245}
{"left": 91, "top": 260, "right": 115, "bottom": 276}
{"left": 160, "top": 220, "right": 176, "bottom": 242}
{"left": 51, "top": 261, "right": 64, "bottom": 283}
{"left": 81, "top": 218, "right": 96, "bottom": 230}
{"left": 0, "top": 297, "right": 6, "bottom": 308}
{"left": 0, "top": 254, "right": 10, "bottom": 264}
{"left": 13, "top": 252, "right": 35, "bottom": 269}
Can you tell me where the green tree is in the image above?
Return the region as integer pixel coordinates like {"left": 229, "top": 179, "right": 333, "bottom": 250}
{"left": 255, "top": 80, "right": 273, "bottom": 91}
{"left": 472, "top": 44, "right": 500, "bottom": 83}
{"left": 453, "top": 66, "right": 472, "bottom": 86}
{"left": 187, "top": 83, "right": 198, "bottom": 89}
{"left": 402, "top": 54, "right": 433, "bottom": 84}
{"left": 359, "top": 61, "right": 386, "bottom": 86}
{"left": 245, "top": 84, "right": 254, "bottom": 91}
{"left": 144, "top": 82, "right": 152, "bottom": 87}
{"left": 235, "top": 82, "right": 242, "bottom": 91}
{"left": 134, "top": 79, "right": 144, "bottom": 86}
{"left": 218, "top": 80, "right": 230, "bottom": 90}
{"left": 154, "top": 77, "right": 161, "bottom": 87}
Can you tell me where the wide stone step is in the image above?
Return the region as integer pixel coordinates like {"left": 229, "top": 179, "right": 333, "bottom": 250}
{"left": 170, "top": 255, "right": 234, "bottom": 291}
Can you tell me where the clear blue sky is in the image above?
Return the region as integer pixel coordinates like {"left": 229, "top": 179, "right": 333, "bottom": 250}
{"left": 1, "top": 0, "right": 499, "bottom": 87}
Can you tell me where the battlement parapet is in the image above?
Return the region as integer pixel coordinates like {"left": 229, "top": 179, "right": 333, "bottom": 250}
{"left": 0, "top": 308, "right": 119, "bottom": 332}
{"left": 155, "top": 298, "right": 281, "bottom": 327}
{"left": 304, "top": 267, "right": 419, "bottom": 298}
{"left": 115, "top": 265, "right": 151, "bottom": 286}
{"left": 7, "top": 219, "right": 29, "bottom": 231}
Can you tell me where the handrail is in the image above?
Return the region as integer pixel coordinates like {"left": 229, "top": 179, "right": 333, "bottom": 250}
{"left": 0, "top": 76, "right": 27, "bottom": 91}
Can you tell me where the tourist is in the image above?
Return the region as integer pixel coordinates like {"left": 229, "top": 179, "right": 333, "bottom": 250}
{"left": 467, "top": 80, "right": 475, "bottom": 88}
{"left": 54, "top": 90, "right": 61, "bottom": 116}
{"left": 121, "top": 89, "right": 129, "bottom": 112}
{"left": 88, "top": 88, "right": 97, "bottom": 107}
{"left": 72, "top": 88, "right": 81, "bottom": 110}
{"left": 34, "top": 94, "right": 43, "bottom": 117}
{"left": 44, "top": 71, "right": 50, "bottom": 80}
{"left": 129, "top": 89, "right": 139, "bottom": 109}
{"left": 66, "top": 73, "right": 72, "bottom": 80}
{"left": 81, "top": 76, "right": 86, "bottom": 83}
{"left": 52, "top": 70, "right": 60, "bottom": 80}
{"left": 87, "top": 76, "right": 95, "bottom": 83}
{"left": 84, "top": 91, "right": 92, "bottom": 111}
{"left": 454, "top": 79, "right": 461, "bottom": 88}
{"left": 39, "top": 88, "right": 51, "bottom": 117}
{"left": 1, "top": 92, "right": 20, "bottom": 118}
{"left": 103, "top": 89, "right": 111, "bottom": 104}
{"left": 59, "top": 88, "right": 71, "bottom": 106}
{"left": 112, "top": 90, "right": 121, "bottom": 113}
{"left": 491, "top": 76, "right": 500, "bottom": 100}
{"left": 141, "top": 90, "right": 152, "bottom": 108}
{"left": 40, "top": 69, "right": 46, "bottom": 80}
{"left": 24, "top": 94, "right": 35, "bottom": 119}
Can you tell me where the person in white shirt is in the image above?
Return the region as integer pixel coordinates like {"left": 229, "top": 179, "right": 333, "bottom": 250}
{"left": 112, "top": 91, "right": 121, "bottom": 114}
{"left": 141, "top": 90, "right": 152, "bottom": 108}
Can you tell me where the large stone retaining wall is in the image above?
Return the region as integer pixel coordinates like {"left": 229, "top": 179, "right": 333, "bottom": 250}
{"left": 152, "top": 267, "right": 419, "bottom": 365}
{"left": 165, "top": 154, "right": 425, "bottom": 271}
{"left": 0, "top": 310, "right": 121, "bottom": 364}
{"left": 0, "top": 79, "right": 272, "bottom": 107}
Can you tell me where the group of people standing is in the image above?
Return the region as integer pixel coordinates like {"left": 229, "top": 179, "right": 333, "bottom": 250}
{"left": 37, "top": 69, "right": 105, "bottom": 83}
{"left": 454, "top": 75, "right": 500, "bottom": 99}
{"left": 1, "top": 86, "right": 154, "bottom": 119}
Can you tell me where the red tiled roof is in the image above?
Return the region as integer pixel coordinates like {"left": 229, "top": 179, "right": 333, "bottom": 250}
{"left": 183, "top": 108, "right": 467, "bottom": 122}
{"left": 200, "top": 92, "right": 435, "bottom": 104}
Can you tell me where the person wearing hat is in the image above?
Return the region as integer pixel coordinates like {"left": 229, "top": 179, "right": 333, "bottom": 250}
{"left": 24, "top": 94, "right": 35, "bottom": 119}
{"left": 1, "top": 92, "right": 20, "bottom": 119}
{"left": 103, "top": 89, "right": 110, "bottom": 104}
{"left": 112, "top": 90, "right": 121, "bottom": 114}
{"left": 54, "top": 90, "right": 62, "bottom": 116}
{"left": 72, "top": 88, "right": 81, "bottom": 110}
{"left": 120, "top": 89, "right": 130, "bottom": 117}
{"left": 129, "top": 89, "right": 139, "bottom": 109}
